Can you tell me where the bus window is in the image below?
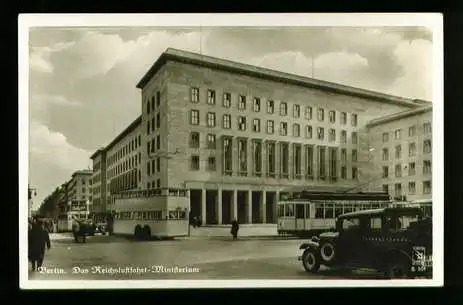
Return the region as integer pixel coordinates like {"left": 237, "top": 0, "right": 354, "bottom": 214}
{"left": 315, "top": 203, "right": 324, "bottom": 219}
{"left": 335, "top": 205, "right": 343, "bottom": 217}
{"left": 325, "top": 204, "right": 334, "bottom": 219}
{"left": 178, "top": 210, "right": 186, "bottom": 219}
{"left": 285, "top": 204, "right": 294, "bottom": 217}
{"left": 372, "top": 203, "right": 380, "bottom": 209}
{"left": 278, "top": 204, "right": 285, "bottom": 217}
{"left": 363, "top": 203, "right": 372, "bottom": 210}
{"left": 305, "top": 203, "right": 311, "bottom": 218}
{"left": 295, "top": 204, "right": 305, "bottom": 219}
{"left": 169, "top": 211, "right": 178, "bottom": 219}
{"left": 344, "top": 204, "right": 353, "bottom": 213}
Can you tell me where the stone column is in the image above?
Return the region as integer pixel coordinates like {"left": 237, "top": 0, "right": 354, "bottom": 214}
{"left": 247, "top": 190, "right": 252, "bottom": 224}
{"left": 260, "top": 190, "right": 267, "bottom": 224}
{"left": 232, "top": 189, "right": 238, "bottom": 221}
{"left": 217, "top": 187, "right": 223, "bottom": 225}
{"left": 201, "top": 188, "right": 207, "bottom": 225}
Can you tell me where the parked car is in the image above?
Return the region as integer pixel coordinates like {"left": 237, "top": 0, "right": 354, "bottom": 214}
{"left": 298, "top": 204, "right": 432, "bottom": 279}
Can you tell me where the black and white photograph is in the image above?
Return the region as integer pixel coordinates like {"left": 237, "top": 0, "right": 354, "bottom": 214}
{"left": 19, "top": 13, "right": 443, "bottom": 289}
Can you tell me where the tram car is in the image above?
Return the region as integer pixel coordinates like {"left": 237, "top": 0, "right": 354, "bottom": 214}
{"left": 277, "top": 191, "right": 392, "bottom": 237}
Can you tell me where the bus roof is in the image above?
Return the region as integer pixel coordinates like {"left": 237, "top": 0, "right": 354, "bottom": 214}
{"left": 287, "top": 191, "right": 391, "bottom": 201}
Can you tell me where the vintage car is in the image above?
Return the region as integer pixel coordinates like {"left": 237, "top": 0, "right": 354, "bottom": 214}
{"left": 298, "top": 205, "right": 432, "bottom": 278}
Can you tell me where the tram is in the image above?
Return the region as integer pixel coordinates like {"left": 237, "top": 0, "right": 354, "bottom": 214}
{"left": 112, "top": 187, "right": 189, "bottom": 240}
{"left": 277, "top": 191, "right": 392, "bottom": 237}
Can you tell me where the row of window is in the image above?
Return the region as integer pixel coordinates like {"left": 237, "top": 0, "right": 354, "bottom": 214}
{"left": 383, "top": 180, "right": 432, "bottom": 196}
{"left": 147, "top": 135, "right": 161, "bottom": 155}
{"left": 190, "top": 87, "right": 359, "bottom": 126}
{"left": 108, "top": 135, "right": 142, "bottom": 165}
{"left": 115, "top": 209, "right": 187, "bottom": 221}
{"left": 147, "top": 157, "right": 161, "bottom": 176}
{"left": 383, "top": 122, "right": 432, "bottom": 142}
{"left": 146, "top": 113, "right": 161, "bottom": 135}
{"left": 145, "top": 91, "right": 161, "bottom": 115}
{"left": 381, "top": 160, "right": 432, "bottom": 178}
{"left": 109, "top": 170, "right": 141, "bottom": 194}
{"left": 381, "top": 140, "right": 432, "bottom": 160}
{"left": 147, "top": 179, "right": 161, "bottom": 189}
{"left": 107, "top": 152, "right": 142, "bottom": 179}
{"left": 278, "top": 201, "right": 386, "bottom": 219}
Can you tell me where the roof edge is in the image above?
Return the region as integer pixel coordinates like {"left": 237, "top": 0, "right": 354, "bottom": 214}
{"left": 104, "top": 115, "right": 142, "bottom": 153}
{"left": 366, "top": 105, "right": 433, "bottom": 128}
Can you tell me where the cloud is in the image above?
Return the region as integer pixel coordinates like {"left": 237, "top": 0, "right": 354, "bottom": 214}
{"left": 29, "top": 122, "right": 92, "bottom": 172}
{"left": 386, "top": 39, "right": 433, "bottom": 100}
{"left": 29, "top": 41, "right": 75, "bottom": 73}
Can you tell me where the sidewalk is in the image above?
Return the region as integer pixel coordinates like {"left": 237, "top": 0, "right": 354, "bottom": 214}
{"left": 188, "top": 224, "right": 279, "bottom": 239}
{"left": 49, "top": 232, "right": 74, "bottom": 241}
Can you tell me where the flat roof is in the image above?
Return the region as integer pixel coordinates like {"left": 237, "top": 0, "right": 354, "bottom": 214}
{"left": 136, "top": 48, "right": 429, "bottom": 108}
{"left": 104, "top": 116, "right": 142, "bottom": 152}
{"left": 90, "top": 147, "right": 106, "bottom": 160}
{"left": 71, "top": 169, "right": 93, "bottom": 177}
{"left": 366, "top": 105, "right": 432, "bottom": 128}
{"left": 339, "top": 206, "right": 423, "bottom": 219}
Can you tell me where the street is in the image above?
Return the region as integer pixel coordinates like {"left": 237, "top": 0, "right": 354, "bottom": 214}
{"left": 27, "top": 233, "right": 386, "bottom": 280}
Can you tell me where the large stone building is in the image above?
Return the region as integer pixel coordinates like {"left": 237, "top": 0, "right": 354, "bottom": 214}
{"left": 132, "top": 48, "right": 429, "bottom": 225}
{"left": 366, "top": 105, "right": 432, "bottom": 201}
{"left": 91, "top": 116, "right": 142, "bottom": 216}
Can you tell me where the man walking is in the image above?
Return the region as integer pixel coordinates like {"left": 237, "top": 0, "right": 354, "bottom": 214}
{"left": 28, "top": 219, "right": 51, "bottom": 271}
{"left": 230, "top": 219, "right": 239, "bottom": 240}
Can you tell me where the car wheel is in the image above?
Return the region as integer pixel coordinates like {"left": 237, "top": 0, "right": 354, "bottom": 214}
{"left": 320, "top": 242, "right": 336, "bottom": 263}
{"left": 385, "top": 259, "right": 411, "bottom": 279}
{"left": 302, "top": 248, "right": 320, "bottom": 273}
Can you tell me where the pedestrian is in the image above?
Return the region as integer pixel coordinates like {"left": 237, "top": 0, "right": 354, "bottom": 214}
{"left": 28, "top": 219, "right": 51, "bottom": 271}
{"left": 230, "top": 219, "right": 239, "bottom": 240}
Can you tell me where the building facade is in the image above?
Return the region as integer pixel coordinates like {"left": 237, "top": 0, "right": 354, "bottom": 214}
{"left": 366, "top": 106, "right": 432, "bottom": 201}
{"left": 134, "top": 48, "right": 428, "bottom": 225}
{"left": 90, "top": 117, "right": 142, "bottom": 214}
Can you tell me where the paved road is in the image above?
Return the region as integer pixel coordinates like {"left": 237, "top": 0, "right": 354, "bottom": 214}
{"left": 28, "top": 233, "right": 384, "bottom": 280}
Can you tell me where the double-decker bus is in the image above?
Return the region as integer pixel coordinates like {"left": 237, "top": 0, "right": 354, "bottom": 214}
{"left": 112, "top": 187, "right": 189, "bottom": 240}
{"left": 57, "top": 200, "right": 90, "bottom": 232}
{"left": 277, "top": 191, "right": 392, "bottom": 237}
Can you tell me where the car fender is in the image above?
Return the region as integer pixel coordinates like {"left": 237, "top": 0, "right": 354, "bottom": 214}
{"left": 299, "top": 240, "right": 319, "bottom": 251}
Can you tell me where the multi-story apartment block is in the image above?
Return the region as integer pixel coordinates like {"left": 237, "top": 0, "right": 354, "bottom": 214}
{"left": 366, "top": 105, "right": 432, "bottom": 201}
{"left": 134, "top": 48, "right": 428, "bottom": 225}
{"left": 90, "top": 116, "right": 142, "bottom": 215}
{"left": 68, "top": 169, "right": 93, "bottom": 203}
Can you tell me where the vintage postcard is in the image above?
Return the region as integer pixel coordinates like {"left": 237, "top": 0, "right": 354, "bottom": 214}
{"left": 19, "top": 13, "right": 443, "bottom": 289}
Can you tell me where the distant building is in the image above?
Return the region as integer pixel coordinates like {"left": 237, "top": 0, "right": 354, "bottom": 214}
{"left": 366, "top": 105, "right": 432, "bottom": 201}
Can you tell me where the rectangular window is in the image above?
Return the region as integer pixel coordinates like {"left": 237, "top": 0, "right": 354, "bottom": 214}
{"left": 238, "top": 139, "right": 247, "bottom": 176}
{"left": 408, "top": 182, "right": 416, "bottom": 195}
{"left": 341, "top": 130, "right": 347, "bottom": 143}
{"left": 382, "top": 148, "right": 389, "bottom": 161}
{"left": 395, "top": 145, "right": 402, "bottom": 159}
{"left": 190, "top": 156, "right": 200, "bottom": 171}
{"left": 293, "top": 144, "right": 302, "bottom": 178}
{"left": 317, "top": 108, "right": 324, "bottom": 121}
{"left": 423, "top": 181, "right": 432, "bottom": 194}
{"left": 207, "top": 157, "right": 216, "bottom": 171}
{"left": 207, "top": 112, "right": 216, "bottom": 127}
{"left": 394, "top": 183, "right": 402, "bottom": 197}
{"left": 223, "top": 92, "right": 231, "bottom": 108}
{"left": 293, "top": 104, "right": 301, "bottom": 118}
{"left": 423, "top": 139, "right": 432, "bottom": 153}
{"left": 351, "top": 113, "right": 358, "bottom": 126}
{"left": 253, "top": 140, "right": 262, "bottom": 176}
{"left": 409, "top": 125, "right": 416, "bottom": 137}
{"left": 280, "top": 102, "right": 287, "bottom": 116}
{"left": 156, "top": 113, "right": 160, "bottom": 129}
{"left": 352, "top": 149, "right": 358, "bottom": 162}
{"left": 341, "top": 112, "right": 347, "bottom": 125}
{"left": 151, "top": 117, "right": 155, "bottom": 132}
{"left": 267, "top": 100, "right": 274, "bottom": 114}
{"left": 267, "top": 120, "right": 274, "bottom": 134}
{"left": 280, "top": 143, "right": 289, "bottom": 178}
{"left": 252, "top": 118, "right": 261, "bottom": 132}
{"left": 423, "top": 160, "right": 432, "bottom": 174}
{"left": 207, "top": 89, "right": 216, "bottom": 105}
{"left": 382, "top": 132, "right": 389, "bottom": 143}
{"left": 305, "top": 106, "right": 313, "bottom": 120}
{"left": 207, "top": 133, "right": 216, "bottom": 149}
{"left": 156, "top": 91, "right": 160, "bottom": 107}
{"left": 293, "top": 123, "right": 300, "bottom": 137}
{"left": 329, "top": 110, "right": 336, "bottom": 123}
{"left": 394, "top": 129, "right": 402, "bottom": 140}
{"left": 253, "top": 97, "right": 261, "bottom": 112}
{"left": 409, "top": 142, "right": 416, "bottom": 157}
{"left": 382, "top": 184, "right": 389, "bottom": 194}
{"left": 238, "top": 95, "right": 246, "bottom": 109}
{"left": 395, "top": 164, "right": 402, "bottom": 177}
{"left": 156, "top": 157, "right": 160, "bottom": 172}
{"left": 280, "top": 122, "right": 288, "bottom": 136}
{"left": 305, "top": 125, "right": 313, "bottom": 139}
{"left": 382, "top": 166, "right": 389, "bottom": 178}
{"left": 189, "top": 132, "right": 200, "bottom": 148}
{"left": 352, "top": 167, "right": 358, "bottom": 180}
{"left": 341, "top": 148, "right": 347, "bottom": 162}
{"left": 352, "top": 132, "right": 358, "bottom": 144}
{"left": 223, "top": 137, "right": 233, "bottom": 175}
{"left": 238, "top": 116, "right": 247, "bottom": 131}
{"left": 305, "top": 145, "right": 314, "bottom": 178}
{"left": 409, "top": 162, "right": 416, "bottom": 176}
{"left": 329, "top": 147, "right": 337, "bottom": 180}
{"left": 317, "top": 127, "right": 324, "bottom": 140}
{"left": 318, "top": 146, "right": 326, "bottom": 179}
{"left": 267, "top": 142, "right": 276, "bottom": 176}
{"left": 329, "top": 129, "right": 336, "bottom": 142}
{"left": 190, "top": 87, "right": 199, "bottom": 103}
{"left": 423, "top": 122, "right": 432, "bottom": 135}
{"left": 156, "top": 134, "right": 160, "bottom": 150}
{"left": 341, "top": 166, "right": 347, "bottom": 179}
{"left": 223, "top": 114, "right": 231, "bottom": 129}
{"left": 190, "top": 110, "right": 199, "bottom": 125}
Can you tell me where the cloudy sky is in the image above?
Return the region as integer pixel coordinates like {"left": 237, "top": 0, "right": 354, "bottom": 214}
{"left": 28, "top": 26, "right": 433, "bottom": 209}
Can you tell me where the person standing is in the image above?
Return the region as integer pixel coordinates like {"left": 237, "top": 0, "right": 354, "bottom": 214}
{"left": 230, "top": 219, "right": 239, "bottom": 240}
{"left": 28, "top": 220, "right": 51, "bottom": 271}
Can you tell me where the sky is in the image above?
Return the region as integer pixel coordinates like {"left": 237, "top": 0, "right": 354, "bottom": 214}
{"left": 27, "top": 26, "right": 434, "bottom": 209}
